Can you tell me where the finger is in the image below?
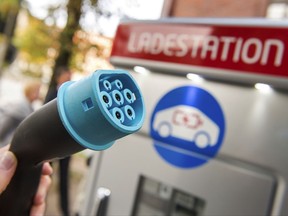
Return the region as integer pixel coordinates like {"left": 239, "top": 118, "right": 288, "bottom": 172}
{"left": 41, "top": 162, "right": 53, "bottom": 176}
{"left": 30, "top": 175, "right": 51, "bottom": 216}
{"left": 0, "top": 145, "right": 10, "bottom": 154}
{"left": 29, "top": 202, "right": 46, "bottom": 216}
{"left": 33, "top": 175, "right": 51, "bottom": 205}
{"left": 0, "top": 151, "right": 17, "bottom": 193}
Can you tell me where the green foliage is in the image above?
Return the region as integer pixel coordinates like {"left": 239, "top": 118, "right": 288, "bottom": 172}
{"left": 14, "top": 14, "right": 60, "bottom": 63}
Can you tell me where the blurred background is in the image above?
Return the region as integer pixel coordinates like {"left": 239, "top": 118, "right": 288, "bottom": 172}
{"left": 0, "top": 0, "right": 286, "bottom": 101}
{"left": 0, "top": 0, "right": 287, "bottom": 215}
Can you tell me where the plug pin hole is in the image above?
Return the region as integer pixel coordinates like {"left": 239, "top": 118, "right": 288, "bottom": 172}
{"left": 114, "top": 80, "right": 123, "bottom": 89}
{"left": 103, "top": 95, "right": 109, "bottom": 103}
{"left": 127, "top": 109, "right": 132, "bottom": 116}
{"left": 103, "top": 80, "right": 111, "bottom": 90}
{"left": 126, "top": 92, "right": 132, "bottom": 100}
{"left": 115, "top": 94, "right": 121, "bottom": 101}
{"left": 115, "top": 111, "right": 121, "bottom": 119}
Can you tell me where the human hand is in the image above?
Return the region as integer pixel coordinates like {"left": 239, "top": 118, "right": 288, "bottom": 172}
{"left": 0, "top": 145, "right": 53, "bottom": 216}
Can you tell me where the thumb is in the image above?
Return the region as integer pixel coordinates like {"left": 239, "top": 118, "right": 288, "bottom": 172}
{"left": 0, "top": 151, "right": 17, "bottom": 193}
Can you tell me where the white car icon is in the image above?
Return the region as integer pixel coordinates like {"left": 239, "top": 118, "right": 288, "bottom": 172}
{"left": 153, "top": 105, "right": 219, "bottom": 148}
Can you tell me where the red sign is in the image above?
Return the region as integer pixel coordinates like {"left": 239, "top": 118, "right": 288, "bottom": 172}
{"left": 111, "top": 22, "right": 288, "bottom": 79}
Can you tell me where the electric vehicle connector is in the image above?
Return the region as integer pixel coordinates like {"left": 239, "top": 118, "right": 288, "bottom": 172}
{"left": 58, "top": 69, "right": 145, "bottom": 151}
{"left": 0, "top": 69, "right": 145, "bottom": 216}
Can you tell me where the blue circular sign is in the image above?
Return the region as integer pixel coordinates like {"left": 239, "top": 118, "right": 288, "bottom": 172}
{"left": 150, "top": 86, "right": 225, "bottom": 168}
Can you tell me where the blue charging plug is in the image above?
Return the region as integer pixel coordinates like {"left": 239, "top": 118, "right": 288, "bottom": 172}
{"left": 58, "top": 69, "right": 145, "bottom": 150}
{"left": 0, "top": 69, "right": 145, "bottom": 216}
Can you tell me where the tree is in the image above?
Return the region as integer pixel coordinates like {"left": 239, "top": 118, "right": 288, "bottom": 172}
{"left": 48, "top": 0, "right": 92, "bottom": 90}
{"left": 14, "top": 13, "right": 59, "bottom": 64}
{"left": 53, "top": 0, "right": 82, "bottom": 69}
{"left": 0, "top": 0, "right": 19, "bottom": 36}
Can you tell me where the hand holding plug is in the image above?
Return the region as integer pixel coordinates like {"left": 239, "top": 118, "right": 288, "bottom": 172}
{"left": 0, "top": 69, "right": 145, "bottom": 216}
{"left": 0, "top": 145, "right": 53, "bottom": 216}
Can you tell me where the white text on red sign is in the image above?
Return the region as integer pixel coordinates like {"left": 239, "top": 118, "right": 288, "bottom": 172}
{"left": 127, "top": 32, "right": 284, "bottom": 67}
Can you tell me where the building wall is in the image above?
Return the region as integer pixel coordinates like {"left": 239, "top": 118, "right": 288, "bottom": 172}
{"left": 167, "top": 0, "right": 270, "bottom": 17}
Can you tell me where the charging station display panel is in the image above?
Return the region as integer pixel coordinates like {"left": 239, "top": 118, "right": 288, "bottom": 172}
{"left": 90, "top": 132, "right": 276, "bottom": 216}
{"left": 132, "top": 175, "right": 205, "bottom": 216}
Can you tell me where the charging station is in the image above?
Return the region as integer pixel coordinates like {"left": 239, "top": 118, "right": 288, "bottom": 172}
{"left": 79, "top": 19, "right": 288, "bottom": 216}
